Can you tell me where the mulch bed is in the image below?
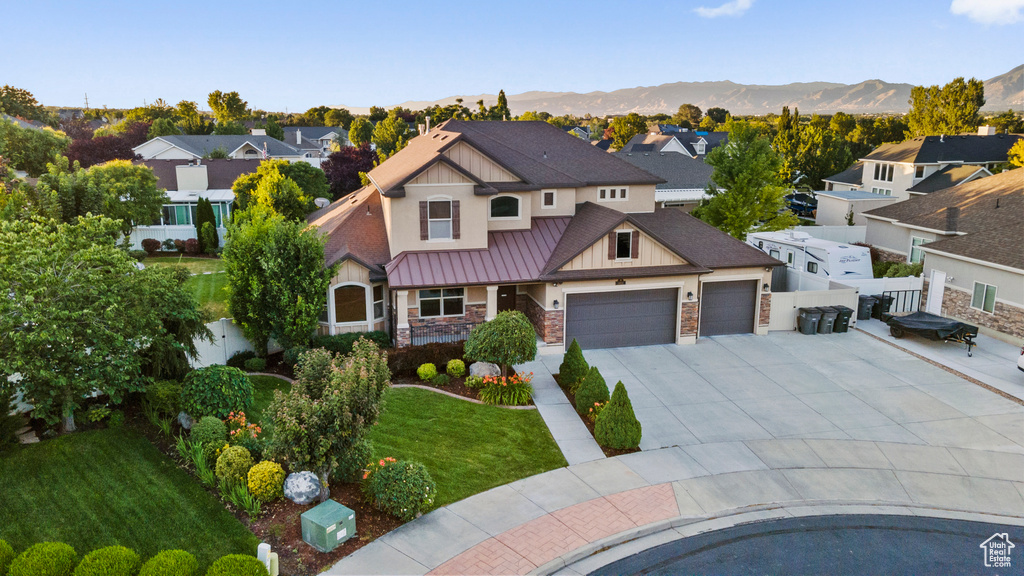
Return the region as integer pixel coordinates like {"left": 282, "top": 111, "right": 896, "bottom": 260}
{"left": 392, "top": 374, "right": 480, "bottom": 401}
{"left": 553, "top": 373, "right": 640, "bottom": 458}
{"left": 261, "top": 350, "right": 295, "bottom": 380}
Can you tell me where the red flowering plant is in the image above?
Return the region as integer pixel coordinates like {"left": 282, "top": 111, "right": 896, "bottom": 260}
{"left": 226, "top": 411, "right": 261, "bottom": 444}
{"left": 586, "top": 401, "right": 608, "bottom": 423}
{"left": 477, "top": 372, "right": 533, "bottom": 406}
{"left": 361, "top": 456, "right": 397, "bottom": 501}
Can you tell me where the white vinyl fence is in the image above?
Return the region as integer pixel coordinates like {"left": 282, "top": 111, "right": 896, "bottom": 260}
{"left": 768, "top": 286, "right": 860, "bottom": 332}
{"left": 129, "top": 226, "right": 228, "bottom": 251}
{"left": 191, "top": 318, "right": 282, "bottom": 368}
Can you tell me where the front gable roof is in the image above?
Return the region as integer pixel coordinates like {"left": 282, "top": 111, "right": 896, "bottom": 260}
{"left": 308, "top": 186, "right": 391, "bottom": 279}
{"left": 136, "top": 135, "right": 303, "bottom": 158}
{"left": 907, "top": 165, "right": 990, "bottom": 193}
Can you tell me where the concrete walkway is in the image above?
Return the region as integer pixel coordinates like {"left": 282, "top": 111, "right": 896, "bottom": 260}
{"left": 523, "top": 366, "right": 604, "bottom": 465}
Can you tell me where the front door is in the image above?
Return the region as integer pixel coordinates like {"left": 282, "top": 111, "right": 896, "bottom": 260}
{"left": 497, "top": 285, "right": 517, "bottom": 312}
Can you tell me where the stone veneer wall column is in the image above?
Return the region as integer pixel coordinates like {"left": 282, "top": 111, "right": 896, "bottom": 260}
{"left": 759, "top": 293, "right": 771, "bottom": 327}
{"left": 679, "top": 301, "right": 698, "bottom": 337}
{"left": 936, "top": 283, "right": 1024, "bottom": 339}
{"left": 873, "top": 247, "right": 907, "bottom": 264}
{"left": 517, "top": 294, "right": 564, "bottom": 345}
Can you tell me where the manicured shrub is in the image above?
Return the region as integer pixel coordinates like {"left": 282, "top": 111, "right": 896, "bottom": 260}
{"left": 146, "top": 380, "right": 183, "bottom": 417}
{"left": 464, "top": 375, "right": 484, "bottom": 389}
{"left": 416, "top": 363, "right": 437, "bottom": 381}
{"left": 173, "top": 239, "right": 186, "bottom": 253}
{"left": 478, "top": 373, "right": 533, "bottom": 406}
{"left": 883, "top": 262, "right": 924, "bottom": 278}
{"left": 10, "top": 542, "right": 78, "bottom": 576}
{"left": 282, "top": 346, "right": 308, "bottom": 368}
{"left": 161, "top": 238, "right": 177, "bottom": 252}
{"left": 108, "top": 410, "right": 125, "bottom": 428}
{"left": 243, "top": 357, "right": 266, "bottom": 372}
{"left": 129, "top": 249, "right": 148, "bottom": 262}
{"left": 387, "top": 342, "right": 465, "bottom": 378}
{"left": 431, "top": 373, "right": 449, "bottom": 387}
{"left": 215, "top": 445, "right": 254, "bottom": 484}
{"left": 183, "top": 238, "right": 200, "bottom": 256}
{"left": 309, "top": 331, "right": 390, "bottom": 356}
{"left": 247, "top": 460, "right": 286, "bottom": 502}
{"left": 141, "top": 238, "right": 161, "bottom": 255}
{"left": 204, "top": 554, "right": 269, "bottom": 576}
{"left": 190, "top": 416, "right": 227, "bottom": 462}
{"left": 138, "top": 550, "right": 198, "bottom": 576}
{"left": 0, "top": 539, "right": 15, "bottom": 576}
{"left": 73, "top": 545, "right": 140, "bottom": 576}
{"left": 226, "top": 350, "right": 258, "bottom": 369}
{"left": 575, "top": 366, "right": 610, "bottom": 415}
{"left": 367, "top": 460, "right": 436, "bottom": 521}
{"left": 335, "top": 438, "right": 374, "bottom": 483}
{"left": 463, "top": 311, "right": 537, "bottom": 374}
{"left": 446, "top": 359, "right": 466, "bottom": 378}
{"left": 595, "top": 381, "right": 642, "bottom": 450}
{"left": 200, "top": 221, "right": 218, "bottom": 255}
{"left": 558, "top": 339, "right": 588, "bottom": 391}
{"left": 180, "top": 365, "right": 253, "bottom": 419}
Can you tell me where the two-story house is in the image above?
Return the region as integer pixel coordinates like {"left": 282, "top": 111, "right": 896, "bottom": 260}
{"left": 619, "top": 131, "right": 728, "bottom": 158}
{"left": 281, "top": 127, "right": 349, "bottom": 159}
{"left": 816, "top": 128, "right": 1021, "bottom": 226}
{"left": 309, "top": 120, "right": 781, "bottom": 351}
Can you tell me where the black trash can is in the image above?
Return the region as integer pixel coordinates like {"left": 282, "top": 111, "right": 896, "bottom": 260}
{"left": 797, "top": 307, "right": 822, "bottom": 335}
{"left": 872, "top": 294, "right": 894, "bottom": 319}
{"left": 816, "top": 306, "right": 839, "bottom": 334}
{"left": 857, "top": 295, "right": 877, "bottom": 320}
{"left": 832, "top": 305, "right": 854, "bottom": 333}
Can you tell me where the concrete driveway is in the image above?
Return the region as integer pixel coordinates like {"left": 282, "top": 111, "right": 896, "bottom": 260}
{"left": 536, "top": 330, "right": 1024, "bottom": 455}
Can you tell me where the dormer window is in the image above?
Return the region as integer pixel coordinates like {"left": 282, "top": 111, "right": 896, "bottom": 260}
{"left": 489, "top": 195, "right": 521, "bottom": 219}
{"left": 696, "top": 142, "right": 706, "bottom": 154}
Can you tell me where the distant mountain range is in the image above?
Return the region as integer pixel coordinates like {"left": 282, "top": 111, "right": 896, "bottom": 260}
{"left": 342, "top": 65, "right": 1022, "bottom": 117}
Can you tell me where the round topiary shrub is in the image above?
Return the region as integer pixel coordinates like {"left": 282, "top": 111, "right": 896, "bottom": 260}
{"left": 216, "top": 445, "right": 254, "bottom": 484}
{"left": 73, "top": 545, "right": 140, "bottom": 576}
{"left": 191, "top": 416, "right": 228, "bottom": 462}
{"left": 0, "top": 539, "right": 15, "bottom": 576}
{"left": 368, "top": 460, "right": 436, "bottom": 521}
{"left": 416, "top": 363, "right": 437, "bottom": 381}
{"left": 575, "top": 366, "right": 610, "bottom": 415}
{"left": 242, "top": 357, "right": 266, "bottom": 372}
{"left": 141, "top": 238, "right": 161, "bottom": 255}
{"left": 205, "top": 554, "right": 269, "bottom": 576}
{"left": 180, "top": 365, "right": 253, "bottom": 419}
{"left": 10, "top": 542, "right": 78, "bottom": 576}
{"left": 139, "top": 550, "right": 198, "bottom": 576}
{"left": 226, "top": 351, "right": 257, "bottom": 369}
{"left": 431, "top": 373, "right": 449, "bottom": 387}
{"left": 446, "top": 359, "right": 465, "bottom": 378}
{"left": 558, "top": 339, "right": 588, "bottom": 391}
{"left": 595, "top": 381, "right": 642, "bottom": 450}
{"left": 247, "top": 460, "right": 286, "bottom": 502}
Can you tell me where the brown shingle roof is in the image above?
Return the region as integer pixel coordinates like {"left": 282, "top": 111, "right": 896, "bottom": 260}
{"left": 138, "top": 158, "right": 262, "bottom": 190}
{"left": 308, "top": 186, "right": 391, "bottom": 280}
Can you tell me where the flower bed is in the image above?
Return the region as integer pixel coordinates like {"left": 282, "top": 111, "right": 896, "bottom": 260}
{"left": 554, "top": 373, "right": 640, "bottom": 458}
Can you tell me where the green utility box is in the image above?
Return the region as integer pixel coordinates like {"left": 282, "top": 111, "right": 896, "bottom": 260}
{"left": 301, "top": 500, "right": 356, "bottom": 552}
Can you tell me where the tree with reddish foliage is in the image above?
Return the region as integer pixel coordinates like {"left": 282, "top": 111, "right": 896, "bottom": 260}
{"left": 66, "top": 135, "right": 138, "bottom": 168}
{"left": 59, "top": 117, "right": 95, "bottom": 141}
{"left": 321, "top": 144, "right": 376, "bottom": 200}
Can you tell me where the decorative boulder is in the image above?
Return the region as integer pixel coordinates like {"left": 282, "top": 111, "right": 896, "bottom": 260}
{"left": 468, "top": 362, "right": 500, "bottom": 378}
{"left": 177, "top": 412, "right": 194, "bottom": 430}
{"left": 284, "top": 471, "right": 322, "bottom": 505}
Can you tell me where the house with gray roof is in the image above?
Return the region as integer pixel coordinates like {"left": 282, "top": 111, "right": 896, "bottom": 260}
{"left": 612, "top": 151, "right": 715, "bottom": 211}
{"left": 619, "top": 131, "right": 727, "bottom": 157}
{"left": 309, "top": 120, "right": 781, "bottom": 349}
{"left": 133, "top": 134, "right": 305, "bottom": 162}
{"left": 861, "top": 169, "right": 1023, "bottom": 339}
{"left": 280, "top": 126, "right": 349, "bottom": 159}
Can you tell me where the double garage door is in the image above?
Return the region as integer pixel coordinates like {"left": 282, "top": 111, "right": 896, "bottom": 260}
{"left": 565, "top": 281, "right": 757, "bottom": 350}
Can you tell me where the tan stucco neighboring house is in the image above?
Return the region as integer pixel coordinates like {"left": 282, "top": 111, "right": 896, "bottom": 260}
{"left": 862, "top": 169, "right": 1023, "bottom": 340}
{"left": 309, "top": 120, "right": 782, "bottom": 351}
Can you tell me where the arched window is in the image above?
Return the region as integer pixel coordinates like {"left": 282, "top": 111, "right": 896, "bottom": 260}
{"left": 489, "top": 195, "right": 520, "bottom": 219}
{"left": 244, "top": 149, "right": 259, "bottom": 156}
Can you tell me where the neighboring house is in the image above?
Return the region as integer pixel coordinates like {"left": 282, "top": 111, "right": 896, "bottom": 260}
{"left": 862, "top": 169, "right": 1023, "bottom": 339}
{"left": 561, "top": 125, "right": 591, "bottom": 140}
{"left": 309, "top": 120, "right": 781, "bottom": 350}
{"left": 281, "top": 126, "right": 349, "bottom": 159}
{"left": 1, "top": 113, "right": 46, "bottom": 130}
{"left": 133, "top": 135, "right": 305, "bottom": 161}
{"left": 592, "top": 139, "right": 612, "bottom": 151}
{"left": 612, "top": 151, "right": 715, "bottom": 211}
{"left": 128, "top": 158, "right": 261, "bottom": 250}
{"left": 817, "top": 128, "right": 1021, "bottom": 225}
{"left": 619, "top": 131, "right": 727, "bottom": 158}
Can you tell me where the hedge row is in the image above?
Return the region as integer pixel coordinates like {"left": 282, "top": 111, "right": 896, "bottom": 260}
{"left": 0, "top": 540, "right": 267, "bottom": 576}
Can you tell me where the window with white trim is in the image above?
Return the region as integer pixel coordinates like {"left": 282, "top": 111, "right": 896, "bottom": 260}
{"left": 871, "top": 187, "right": 892, "bottom": 196}
{"left": 334, "top": 285, "right": 367, "bottom": 323}
{"left": 373, "top": 285, "right": 385, "bottom": 320}
{"left": 807, "top": 262, "right": 818, "bottom": 274}
{"left": 909, "top": 236, "right": 928, "bottom": 264}
{"left": 541, "top": 189, "right": 556, "bottom": 208}
{"left": 428, "top": 200, "right": 452, "bottom": 240}
{"left": 615, "top": 230, "right": 633, "bottom": 259}
{"left": 489, "top": 195, "right": 520, "bottom": 219}
{"left": 915, "top": 166, "right": 925, "bottom": 179}
{"left": 598, "top": 187, "right": 628, "bottom": 201}
{"left": 873, "top": 162, "right": 894, "bottom": 182}
{"left": 418, "top": 288, "right": 464, "bottom": 317}
{"left": 971, "top": 282, "right": 996, "bottom": 313}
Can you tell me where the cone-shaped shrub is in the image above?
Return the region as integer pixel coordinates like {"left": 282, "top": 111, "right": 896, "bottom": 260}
{"left": 595, "top": 381, "right": 642, "bottom": 449}
{"left": 574, "top": 366, "right": 609, "bottom": 414}
{"left": 558, "top": 339, "right": 588, "bottom": 391}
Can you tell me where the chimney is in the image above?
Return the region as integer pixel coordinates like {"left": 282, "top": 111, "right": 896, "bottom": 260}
{"left": 425, "top": 116, "right": 431, "bottom": 134}
{"left": 945, "top": 206, "right": 960, "bottom": 233}
{"left": 296, "top": 129, "right": 302, "bottom": 144}
{"left": 978, "top": 125, "right": 996, "bottom": 136}
{"left": 251, "top": 128, "right": 266, "bottom": 136}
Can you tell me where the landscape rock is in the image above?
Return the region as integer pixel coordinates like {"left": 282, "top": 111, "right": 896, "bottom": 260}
{"left": 177, "top": 412, "right": 194, "bottom": 430}
{"left": 284, "top": 471, "right": 322, "bottom": 505}
{"left": 469, "top": 362, "right": 500, "bottom": 378}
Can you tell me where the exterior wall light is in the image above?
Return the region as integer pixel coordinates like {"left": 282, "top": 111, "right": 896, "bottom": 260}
{"left": 763, "top": 283, "right": 770, "bottom": 292}
{"left": 553, "top": 299, "right": 560, "bottom": 309}
{"left": 687, "top": 291, "right": 694, "bottom": 301}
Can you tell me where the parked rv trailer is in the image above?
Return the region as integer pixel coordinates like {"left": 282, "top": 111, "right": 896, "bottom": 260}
{"left": 747, "top": 231, "right": 873, "bottom": 283}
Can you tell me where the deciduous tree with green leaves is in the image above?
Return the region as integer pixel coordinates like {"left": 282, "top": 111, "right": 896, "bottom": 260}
{"left": 207, "top": 90, "right": 250, "bottom": 125}
{"left": 672, "top": 104, "right": 702, "bottom": 127}
{"left": 1009, "top": 139, "right": 1024, "bottom": 168}
{"left": 176, "top": 100, "right": 214, "bottom": 135}
{"left": 347, "top": 117, "right": 374, "bottom": 148}
{"left": 695, "top": 121, "right": 798, "bottom": 239}
{"left": 610, "top": 113, "right": 648, "bottom": 150}
{"left": 148, "top": 118, "right": 180, "bottom": 138}
{"left": 0, "top": 118, "right": 70, "bottom": 177}
{"left": 324, "top": 108, "right": 354, "bottom": 130}
{"left": 231, "top": 159, "right": 326, "bottom": 217}
{"left": 706, "top": 107, "right": 729, "bottom": 124}
{"left": 88, "top": 160, "right": 166, "bottom": 238}
{"left": 906, "top": 77, "right": 985, "bottom": 137}
{"left": 372, "top": 112, "right": 411, "bottom": 158}
{"left": 464, "top": 311, "right": 538, "bottom": 376}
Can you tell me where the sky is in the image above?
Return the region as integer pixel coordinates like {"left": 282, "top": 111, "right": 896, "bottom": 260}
{"left": 2, "top": 0, "right": 1022, "bottom": 112}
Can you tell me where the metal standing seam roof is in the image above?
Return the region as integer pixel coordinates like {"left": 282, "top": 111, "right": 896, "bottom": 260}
{"left": 385, "top": 217, "right": 570, "bottom": 289}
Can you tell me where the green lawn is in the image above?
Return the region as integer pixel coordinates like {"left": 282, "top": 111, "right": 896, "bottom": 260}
{"left": 145, "top": 256, "right": 224, "bottom": 274}
{"left": 186, "top": 272, "right": 229, "bottom": 320}
{"left": 0, "top": 428, "right": 259, "bottom": 571}
{"left": 368, "top": 387, "right": 567, "bottom": 507}
{"left": 248, "top": 375, "right": 291, "bottom": 425}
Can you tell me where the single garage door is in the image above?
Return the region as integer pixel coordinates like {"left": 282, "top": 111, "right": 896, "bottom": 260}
{"left": 699, "top": 280, "right": 757, "bottom": 336}
{"left": 566, "top": 289, "right": 678, "bottom": 350}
